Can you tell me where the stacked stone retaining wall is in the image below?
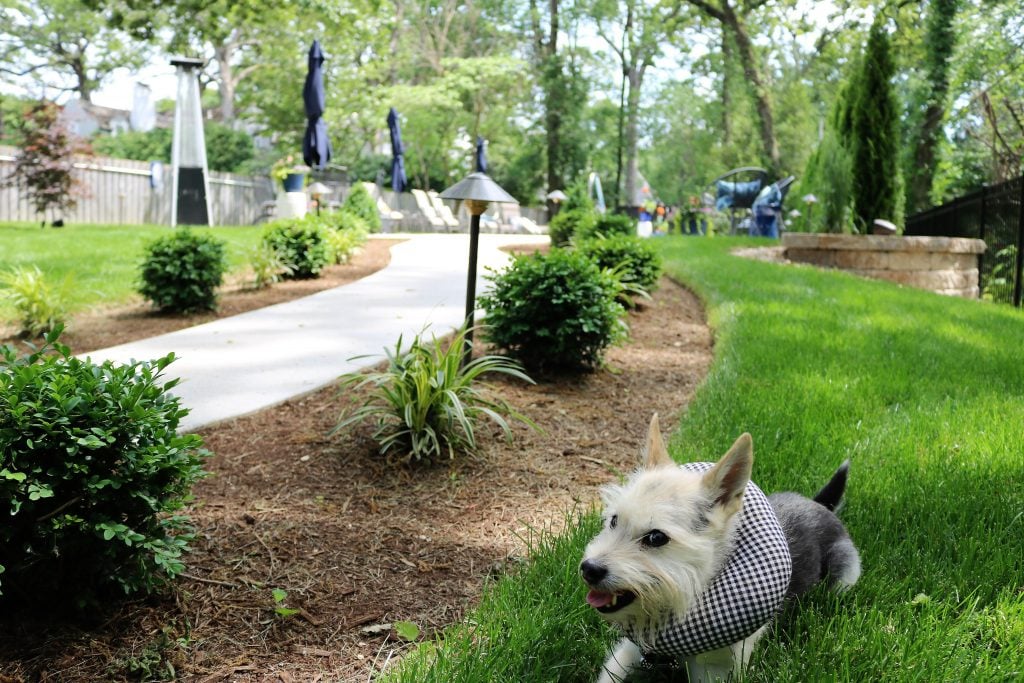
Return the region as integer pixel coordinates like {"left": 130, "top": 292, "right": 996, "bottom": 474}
{"left": 782, "top": 233, "right": 987, "bottom": 298}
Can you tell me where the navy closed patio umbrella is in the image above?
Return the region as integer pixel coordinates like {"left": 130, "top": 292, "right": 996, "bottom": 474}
{"left": 387, "top": 107, "right": 408, "bottom": 193}
{"left": 302, "top": 40, "right": 332, "bottom": 170}
{"left": 474, "top": 136, "right": 488, "bottom": 173}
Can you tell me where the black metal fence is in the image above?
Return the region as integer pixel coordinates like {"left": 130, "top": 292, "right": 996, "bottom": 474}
{"left": 905, "top": 175, "right": 1024, "bottom": 307}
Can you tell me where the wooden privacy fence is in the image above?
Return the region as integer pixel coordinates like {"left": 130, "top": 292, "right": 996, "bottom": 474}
{"left": 0, "top": 145, "right": 275, "bottom": 226}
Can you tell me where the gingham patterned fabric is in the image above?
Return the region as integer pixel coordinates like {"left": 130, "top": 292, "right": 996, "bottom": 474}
{"left": 625, "top": 462, "right": 792, "bottom": 659}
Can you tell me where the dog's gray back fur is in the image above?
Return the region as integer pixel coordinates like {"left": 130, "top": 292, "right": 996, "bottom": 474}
{"left": 768, "top": 461, "right": 860, "bottom": 598}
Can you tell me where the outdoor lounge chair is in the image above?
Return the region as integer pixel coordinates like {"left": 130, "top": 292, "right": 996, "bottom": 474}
{"left": 411, "top": 188, "right": 448, "bottom": 231}
{"left": 428, "top": 191, "right": 462, "bottom": 230}
{"left": 497, "top": 203, "right": 546, "bottom": 235}
{"left": 360, "top": 182, "right": 404, "bottom": 232}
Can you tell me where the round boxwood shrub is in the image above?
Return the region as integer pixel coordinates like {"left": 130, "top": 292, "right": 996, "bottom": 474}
{"left": 261, "top": 216, "right": 331, "bottom": 279}
{"left": 0, "top": 331, "right": 208, "bottom": 606}
{"left": 138, "top": 228, "right": 228, "bottom": 313}
{"left": 578, "top": 234, "right": 663, "bottom": 291}
{"left": 548, "top": 208, "right": 596, "bottom": 247}
{"left": 479, "top": 249, "right": 626, "bottom": 373}
{"left": 578, "top": 213, "right": 636, "bottom": 241}
{"left": 341, "top": 183, "right": 381, "bottom": 233}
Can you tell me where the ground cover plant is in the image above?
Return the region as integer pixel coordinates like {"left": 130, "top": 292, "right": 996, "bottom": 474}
{"left": 385, "top": 236, "right": 1024, "bottom": 681}
{"left": 0, "top": 222, "right": 266, "bottom": 322}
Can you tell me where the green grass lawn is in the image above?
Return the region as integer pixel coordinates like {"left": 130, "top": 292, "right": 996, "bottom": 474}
{"left": 385, "top": 236, "right": 1024, "bottom": 682}
{"left": 0, "top": 222, "right": 265, "bottom": 322}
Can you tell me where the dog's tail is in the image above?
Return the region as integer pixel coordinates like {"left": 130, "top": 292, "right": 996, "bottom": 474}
{"left": 813, "top": 460, "right": 850, "bottom": 512}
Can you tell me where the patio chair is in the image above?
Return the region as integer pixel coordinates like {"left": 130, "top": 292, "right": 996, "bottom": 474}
{"left": 428, "top": 190, "right": 461, "bottom": 230}
{"left": 497, "top": 203, "right": 546, "bottom": 235}
{"left": 359, "top": 182, "right": 404, "bottom": 232}
{"left": 411, "top": 188, "right": 448, "bottom": 231}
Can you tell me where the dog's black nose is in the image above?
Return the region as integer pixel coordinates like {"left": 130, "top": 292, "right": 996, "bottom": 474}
{"left": 580, "top": 559, "right": 608, "bottom": 584}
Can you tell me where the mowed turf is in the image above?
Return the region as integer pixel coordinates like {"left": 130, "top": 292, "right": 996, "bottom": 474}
{"left": 0, "top": 222, "right": 265, "bottom": 321}
{"left": 384, "top": 236, "right": 1024, "bottom": 682}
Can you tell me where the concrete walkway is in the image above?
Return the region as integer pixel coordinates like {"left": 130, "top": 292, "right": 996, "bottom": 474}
{"left": 83, "top": 233, "right": 548, "bottom": 432}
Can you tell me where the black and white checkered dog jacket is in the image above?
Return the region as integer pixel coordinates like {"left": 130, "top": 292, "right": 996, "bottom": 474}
{"left": 623, "top": 461, "right": 792, "bottom": 662}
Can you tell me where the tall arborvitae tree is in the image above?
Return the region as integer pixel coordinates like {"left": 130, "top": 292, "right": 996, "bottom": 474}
{"left": 906, "top": 0, "right": 960, "bottom": 213}
{"left": 850, "top": 19, "right": 903, "bottom": 232}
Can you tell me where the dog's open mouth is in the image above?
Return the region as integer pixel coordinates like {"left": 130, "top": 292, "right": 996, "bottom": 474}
{"left": 586, "top": 589, "right": 636, "bottom": 613}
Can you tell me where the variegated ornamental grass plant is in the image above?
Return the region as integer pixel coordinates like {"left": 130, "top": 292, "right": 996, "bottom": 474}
{"left": 0, "top": 265, "right": 70, "bottom": 338}
{"left": 334, "top": 326, "right": 537, "bottom": 464}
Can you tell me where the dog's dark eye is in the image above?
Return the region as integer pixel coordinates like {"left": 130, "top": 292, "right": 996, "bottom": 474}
{"left": 641, "top": 530, "right": 670, "bottom": 548}
{"left": 609, "top": 514, "right": 618, "bottom": 529}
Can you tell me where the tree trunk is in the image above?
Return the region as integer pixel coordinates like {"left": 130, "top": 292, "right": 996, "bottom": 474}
{"left": 70, "top": 55, "right": 92, "bottom": 102}
{"left": 720, "top": 29, "right": 731, "bottom": 146}
{"left": 540, "top": 0, "right": 565, "bottom": 205}
{"left": 907, "top": 0, "right": 958, "bottom": 213}
{"left": 623, "top": 67, "right": 642, "bottom": 208}
{"left": 720, "top": 3, "right": 780, "bottom": 176}
{"left": 214, "top": 42, "right": 236, "bottom": 125}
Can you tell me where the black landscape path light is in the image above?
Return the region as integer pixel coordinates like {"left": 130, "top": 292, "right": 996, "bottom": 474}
{"left": 439, "top": 172, "right": 516, "bottom": 365}
{"left": 307, "top": 181, "right": 330, "bottom": 216}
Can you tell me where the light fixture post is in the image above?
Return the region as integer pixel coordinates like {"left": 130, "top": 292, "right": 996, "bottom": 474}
{"left": 439, "top": 172, "right": 517, "bottom": 367}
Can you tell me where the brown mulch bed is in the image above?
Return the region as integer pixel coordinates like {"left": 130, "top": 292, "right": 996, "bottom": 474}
{"left": 0, "top": 245, "right": 714, "bottom": 682}
{"left": 1, "top": 238, "right": 400, "bottom": 355}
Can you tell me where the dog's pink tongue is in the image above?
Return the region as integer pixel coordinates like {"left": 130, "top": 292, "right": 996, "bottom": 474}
{"left": 587, "top": 589, "right": 614, "bottom": 609}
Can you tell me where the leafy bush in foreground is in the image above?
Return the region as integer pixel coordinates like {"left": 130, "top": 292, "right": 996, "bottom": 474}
{"left": 335, "top": 326, "right": 535, "bottom": 464}
{"left": 479, "top": 249, "right": 627, "bottom": 373}
{"left": 0, "top": 330, "right": 208, "bottom": 605}
{"left": 138, "top": 228, "right": 228, "bottom": 313}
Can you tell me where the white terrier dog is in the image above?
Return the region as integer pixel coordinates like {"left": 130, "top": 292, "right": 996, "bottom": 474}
{"left": 580, "top": 415, "right": 860, "bottom": 683}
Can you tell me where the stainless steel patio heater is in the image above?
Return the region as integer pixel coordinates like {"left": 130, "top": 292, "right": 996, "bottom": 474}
{"left": 170, "top": 56, "right": 212, "bottom": 227}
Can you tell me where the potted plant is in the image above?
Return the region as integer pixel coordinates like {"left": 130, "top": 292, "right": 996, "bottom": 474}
{"left": 271, "top": 155, "right": 310, "bottom": 192}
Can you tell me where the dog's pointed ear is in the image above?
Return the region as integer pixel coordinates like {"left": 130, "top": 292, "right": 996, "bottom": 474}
{"left": 701, "top": 433, "right": 753, "bottom": 513}
{"left": 643, "top": 413, "right": 674, "bottom": 469}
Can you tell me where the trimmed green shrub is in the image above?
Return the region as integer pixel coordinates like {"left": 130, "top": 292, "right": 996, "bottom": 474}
{"left": 548, "top": 208, "right": 596, "bottom": 247}
{"left": 261, "top": 216, "right": 331, "bottom": 279}
{"left": 578, "top": 234, "right": 663, "bottom": 292}
{"left": 577, "top": 213, "right": 636, "bottom": 241}
{"left": 334, "top": 326, "right": 536, "bottom": 464}
{"left": 0, "top": 265, "right": 71, "bottom": 337}
{"left": 335, "top": 208, "right": 370, "bottom": 234}
{"left": 0, "top": 330, "right": 208, "bottom": 605}
{"left": 479, "top": 249, "right": 627, "bottom": 373}
{"left": 138, "top": 228, "right": 228, "bottom": 313}
{"left": 341, "top": 184, "right": 381, "bottom": 233}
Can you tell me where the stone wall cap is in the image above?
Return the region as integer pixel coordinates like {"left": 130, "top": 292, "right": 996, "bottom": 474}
{"left": 782, "top": 233, "right": 986, "bottom": 254}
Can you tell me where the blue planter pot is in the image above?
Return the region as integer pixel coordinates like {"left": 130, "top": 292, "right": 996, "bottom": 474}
{"left": 282, "top": 173, "right": 305, "bottom": 192}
